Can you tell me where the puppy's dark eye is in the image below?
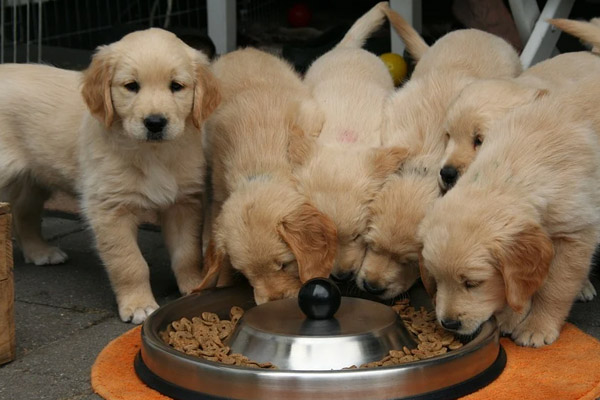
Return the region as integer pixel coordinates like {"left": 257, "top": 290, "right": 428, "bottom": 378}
{"left": 170, "top": 81, "right": 184, "bottom": 92}
{"left": 464, "top": 280, "right": 482, "bottom": 289}
{"left": 473, "top": 134, "right": 483, "bottom": 148}
{"left": 124, "top": 81, "right": 140, "bottom": 93}
{"left": 278, "top": 261, "right": 296, "bottom": 272}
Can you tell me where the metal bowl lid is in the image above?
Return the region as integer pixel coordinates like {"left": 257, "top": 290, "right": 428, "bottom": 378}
{"left": 226, "top": 278, "right": 416, "bottom": 370}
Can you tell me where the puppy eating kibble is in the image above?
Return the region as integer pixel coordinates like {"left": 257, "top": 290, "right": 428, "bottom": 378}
{"left": 418, "top": 85, "right": 600, "bottom": 347}
{"left": 0, "top": 28, "right": 220, "bottom": 323}
{"left": 356, "top": 5, "right": 522, "bottom": 299}
{"left": 196, "top": 48, "right": 337, "bottom": 305}
{"left": 294, "top": 2, "right": 410, "bottom": 283}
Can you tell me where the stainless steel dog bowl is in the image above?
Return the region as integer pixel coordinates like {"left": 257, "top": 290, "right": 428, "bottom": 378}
{"left": 136, "top": 280, "right": 505, "bottom": 400}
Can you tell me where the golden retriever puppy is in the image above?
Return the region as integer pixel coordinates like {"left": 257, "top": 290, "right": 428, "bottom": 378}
{"left": 294, "top": 2, "right": 410, "bottom": 283}
{"left": 438, "top": 51, "right": 600, "bottom": 302}
{"left": 439, "top": 51, "right": 600, "bottom": 192}
{"left": 418, "top": 87, "right": 600, "bottom": 347}
{"left": 356, "top": 6, "right": 522, "bottom": 298}
{"left": 0, "top": 28, "right": 220, "bottom": 324}
{"left": 0, "top": 65, "right": 85, "bottom": 265}
{"left": 197, "top": 48, "right": 336, "bottom": 305}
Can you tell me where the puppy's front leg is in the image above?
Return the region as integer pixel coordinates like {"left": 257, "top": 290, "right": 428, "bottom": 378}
{"left": 511, "top": 231, "right": 597, "bottom": 347}
{"left": 496, "top": 300, "right": 530, "bottom": 336}
{"left": 9, "top": 181, "right": 68, "bottom": 265}
{"left": 575, "top": 277, "right": 597, "bottom": 302}
{"left": 161, "top": 199, "right": 204, "bottom": 295}
{"left": 87, "top": 205, "right": 158, "bottom": 324}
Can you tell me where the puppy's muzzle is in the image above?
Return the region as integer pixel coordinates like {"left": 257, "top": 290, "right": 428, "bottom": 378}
{"left": 440, "top": 318, "right": 462, "bottom": 331}
{"left": 331, "top": 270, "right": 354, "bottom": 282}
{"left": 144, "top": 114, "right": 168, "bottom": 141}
{"left": 440, "top": 165, "right": 459, "bottom": 189}
{"left": 362, "top": 280, "right": 386, "bottom": 296}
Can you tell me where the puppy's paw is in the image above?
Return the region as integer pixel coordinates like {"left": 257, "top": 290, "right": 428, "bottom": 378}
{"left": 24, "top": 246, "right": 69, "bottom": 266}
{"left": 496, "top": 303, "right": 530, "bottom": 336}
{"left": 118, "top": 298, "right": 159, "bottom": 324}
{"left": 497, "top": 313, "right": 525, "bottom": 336}
{"left": 176, "top": 271, "right": 206, "bottom": 295}
{"left": 511, "top": 320, "right": 560, "bottom": 348}
{"left": 575, "top": 278, "right": 597, "bottom": 302}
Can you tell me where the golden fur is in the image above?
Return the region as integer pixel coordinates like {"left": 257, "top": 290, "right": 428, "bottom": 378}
{"left": 197, "top": 48, "right": 336, "bottom": 305}
{"left": 0, "top": 28, "right": 220, "bottom": 323}
{"left": 294, "top": 2, "right": 410, "bottom": 282}
{"left": 418, "top": 84, "right": 600, "bottom": 347}
{"left": 356, "top": 5, "right": 522, "bottom": 298}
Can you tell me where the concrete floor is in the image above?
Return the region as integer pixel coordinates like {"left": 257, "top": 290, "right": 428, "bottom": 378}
{"left": 0, "top": 214, "right": 599, "bottom": 400}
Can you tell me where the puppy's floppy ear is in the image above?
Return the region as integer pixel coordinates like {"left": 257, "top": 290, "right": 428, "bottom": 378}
{"left": 418, "top": 252, "right": 437, "bottom": 301}
{"left": 277, "top": 203, "right": 337, "bottom": 283}
{"left": 193, "top": 239, "right": 228, "bottom": 292}
{"left": 369, "top": 146, "right": 411, "bottom": 180}
{"left": 493, "top": 222, "right": 554, "bottom": 312}
{"left": 286, "top": 98, "right": 322, "bottom": 166}
{"left": 192, "top": 54, "right": 221, "bottom": 129}
{"left": 516, "top": 86, "right": 549, "bottom": 103}
{"left": 288, "top": 123, "right": 317, "bottom": 167}
{"left": 500, "top": 80, "right": 549, "bottom": 106}
{"left": 532, "top": 88, "right": 549, "bottom": 100}
{"left": 293, "top": 97, "right": 324, "bottom": 138}
{"left": 81, "top": 45, "right": 114, "bottom": 127}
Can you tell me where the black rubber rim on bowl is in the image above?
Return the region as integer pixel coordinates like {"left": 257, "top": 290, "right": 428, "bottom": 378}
{"left": 134, "top": 345, "right": 507, "bottom": 400}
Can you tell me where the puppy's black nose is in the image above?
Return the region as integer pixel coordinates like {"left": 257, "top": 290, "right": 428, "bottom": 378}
{"left": 441, "top": 318, "right": 462, "bottom": 331}
{"left": 440, "top": 165, "right": 458, "bottom": 186}
{"left": 362, "top": 280, "right": 386, "bottom": 295}
{"left": 144, "top": 114, "right": 168, "bottom": 134}
{"left": 331, "top": 270, "right": 354, "bottom": 282}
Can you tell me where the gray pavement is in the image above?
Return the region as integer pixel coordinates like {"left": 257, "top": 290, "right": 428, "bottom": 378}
{"left": 0, "top": 214, "right": 599, "bottom": 400}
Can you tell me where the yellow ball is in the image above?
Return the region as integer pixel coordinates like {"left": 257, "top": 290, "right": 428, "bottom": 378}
{"left": 380, "top": 52, "right": 408, "bottom": 86}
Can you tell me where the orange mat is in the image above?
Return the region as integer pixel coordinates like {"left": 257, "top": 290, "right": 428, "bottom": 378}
{"left": 92, "top": 323, "right": 600, "bottom": 400}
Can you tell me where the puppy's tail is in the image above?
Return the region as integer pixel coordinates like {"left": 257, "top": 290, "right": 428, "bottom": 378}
{"left": 549, "top": 18, "right": 600, "bottom": 54}
{"left": 336, "top": 1, "right": 389, "bottom": 49}
{"left": 382, "top": 3, "right": 428, "bottom": 60}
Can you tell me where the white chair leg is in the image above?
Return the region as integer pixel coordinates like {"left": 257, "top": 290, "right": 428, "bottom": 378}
{"left": 509, "top": 0, "right": 541, "bottom": 45}
{"left": 517, "top": 0, "right": 575, "bottom": 68}
{"left": 207, "top": 0, "right": 236, "bottom": 55}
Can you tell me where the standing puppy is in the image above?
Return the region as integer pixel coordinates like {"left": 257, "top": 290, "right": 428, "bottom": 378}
{"left": 198, "top": 48, "right": 336, "bottom": 305}
{"left": 295, "top": 2, "right": 410, "bottom": 282}
{"left": 0, "top": 28, "right": 220, "bottom": 323}
{"left": 356, "top": 5, "right": 522, "bottom": 299}
{"left": 418, "top": 88, "right": 600, "bottom": 347}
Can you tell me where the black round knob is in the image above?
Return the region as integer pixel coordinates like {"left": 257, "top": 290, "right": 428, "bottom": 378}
{"left": 298, "top": 278, "right": 341, "bottom": 320}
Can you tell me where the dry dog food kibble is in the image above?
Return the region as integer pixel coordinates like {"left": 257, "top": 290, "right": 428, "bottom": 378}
{"left": 161, "top": 307, "right": 276, "bottom": 369}
{"left": 163, "top": 299, "right": 463, "bottom": 370}
{"left": 345, "top": 299, "right": 463, "bottom": 369}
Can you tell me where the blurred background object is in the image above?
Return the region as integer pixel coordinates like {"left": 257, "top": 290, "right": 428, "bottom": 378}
{"left": 1, "top": 1, "right": 599, "bottom": 76}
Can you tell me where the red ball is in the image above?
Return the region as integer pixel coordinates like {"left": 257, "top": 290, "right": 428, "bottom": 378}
{"left": 288, "top": 3, "right": 312, "bottom": 28}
